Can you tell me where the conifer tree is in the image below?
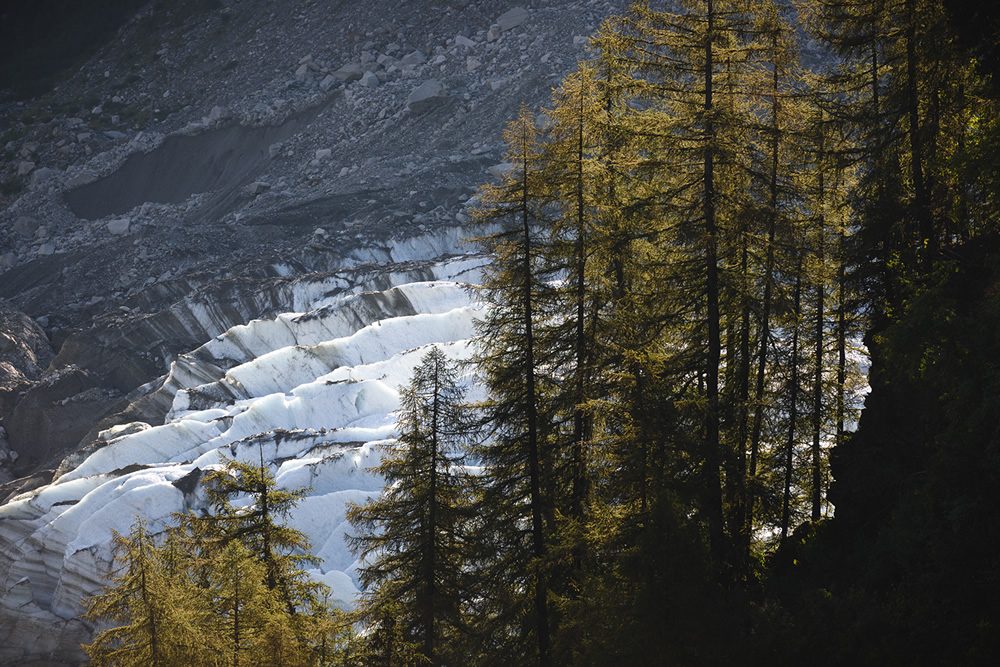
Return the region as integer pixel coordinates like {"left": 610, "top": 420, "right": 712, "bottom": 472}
{"left": 347, "top": 346, "right": 470, "bottom": 666}
{"left": 84, "top": 461, "right": 345, "bottom": 666}
{"left": 83, "top": 517, "right": 216, "bottom": 667}
{"left": 200, "top": 452, "right": 326, "bottom": 619}
{"left": 469, "top": 104, "right": 557, "bottom": 666}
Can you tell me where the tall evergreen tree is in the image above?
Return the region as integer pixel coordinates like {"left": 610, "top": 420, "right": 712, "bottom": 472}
{"left": 83, "top": 517, "right": 217, "bottom": 667}
{"left": 347, "top": 346, "right": 470, "bottom": 666}
{"left": 468, "top": 104, "right": 557, "bottom": 666}
{"left": 199, "top": 453, "right": 326, "bottom": 619}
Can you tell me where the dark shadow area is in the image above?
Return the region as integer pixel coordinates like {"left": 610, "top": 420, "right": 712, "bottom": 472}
{"left": 64, "top": 103, "right": 330, "bottom": 220}
{"left": 0, "top": 0, "right": 145, "bottom": 98}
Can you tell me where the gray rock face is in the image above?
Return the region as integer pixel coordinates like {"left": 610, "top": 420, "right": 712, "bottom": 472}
{"left": 0, "top": 299, "right": 53, "bottom": 411}
{"left": 4, "top": 366, "right": 121, "bottom": 475}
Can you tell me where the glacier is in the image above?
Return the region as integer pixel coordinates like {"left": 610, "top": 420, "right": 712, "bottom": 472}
{"left": 0, "top": 242, "right": 488, "bottom": 662}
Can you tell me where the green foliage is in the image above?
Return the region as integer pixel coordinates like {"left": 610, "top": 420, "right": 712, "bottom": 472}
{"left": 82, "top": 458, "right": 349, "bottom": 666}
{"left": 348, "top": 347, "right": 472, "bottom": 666}
{"left": 83, "top": 517, "right": 216, "bottom": 666}
{"left": 79, "top": 0, "right": 1000, "bottom": 662}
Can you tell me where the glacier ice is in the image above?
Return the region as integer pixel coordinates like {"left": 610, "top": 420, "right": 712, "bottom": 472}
{"left": 0, "top": 251, "right": 488, "bottom": 654}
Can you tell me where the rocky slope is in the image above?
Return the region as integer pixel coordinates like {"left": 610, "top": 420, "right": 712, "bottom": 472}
{"left": 0, "top": 0, "right": 630, "bottom": 663}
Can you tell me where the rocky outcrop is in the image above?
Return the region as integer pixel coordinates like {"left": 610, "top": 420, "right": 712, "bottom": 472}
{"left": 0, "top": 299, "right": 52, "bottom": 406}
{"left": 0, "top": 300, "right": 55, "bottom": 481}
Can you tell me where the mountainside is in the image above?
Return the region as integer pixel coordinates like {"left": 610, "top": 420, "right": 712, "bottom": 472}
{"left": 0, "top": 1, "right": 631, "bottom": 663}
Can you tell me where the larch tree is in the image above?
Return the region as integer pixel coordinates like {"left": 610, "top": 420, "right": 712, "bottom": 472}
{"left": 347, "top": 345, "right": 471, "bottom": 667}
{"left": 468, "top": 104, "right": 558, "bottom": 666}
{"left": 83, "top": 517, "right": 217, "bottom": 667}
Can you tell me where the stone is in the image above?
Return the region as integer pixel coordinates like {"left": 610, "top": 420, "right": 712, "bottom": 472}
{"left": 0, "top": 253, "right": 16, "bottom": 270}
{"left": 377, "top": 53, "right": 396, "bottom": 67}
{"left": 487, "top": 24, "right": 502, "bottom": 42}
{"left": 209, "top": 105, "right": 233, "bottom": 121}
{"left": 103, "top": 130, "right": 128, "bottom": 140}
{"left": 319, "top": 74, "right": 337, "bottom": 91}
{"left": 466, "top": 57, "right": 481, "bottom": 72}
{"left": 107, "top": 218, "right": 130, "bottom": 235}
{"left": 246, "top": 182, "right": 270, "bottom": 196}
{"left": 30, "top": 168, "right": 59, "bottom": 188}
{"left": 37, "top": 243, "right": 55, "bottom": 256}
{"left": 400, "top": 50, "right": 427, "bottom": 66}
{"left": 455, "top": 34, "right": 476, "bottom": 48}
{"left": 333, "top": 63, "right": 364, "bottom": 82}
{"left": 489, "top": 162, "right": 517, "bottom": 180}
{"left": 294, "top": 63, "right": 311, "bottom": 81}
{"left": 315, "top": 148, "right": 333, "bottom": 160}
{"left": 13, "top": 217, "right": 38, "bottom": 239}
{"left": 360, "top": 71, "right": 381, "bottom": 88}
{"left": 406, "top": 80, "right": 447, "bottom": 112}
{"left": 16, "top": 161, "right": 35, "bottom": 176}
{"left": 497, "top": 6, "right": 529, "bottom": 31}
{"left": 65, "top": 172, "right": 96, "bottom": 188}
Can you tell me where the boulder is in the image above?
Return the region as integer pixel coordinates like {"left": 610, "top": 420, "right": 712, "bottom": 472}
{"left": 319, "top": 74, "right": 337, "bottom": 91}
{"left": 400, "top": 50, "right": 427, "bottom": 66}
{"left": 360, "top": 71, "right": 381, "bottom": 88}
{"left": 407, "top": 80, "right": 447, "bottom": 113}
{"left": 65, "top": 172, "right": 96, "bottom": 188}
{"left": 333, "top": 63, "right": 364, "bottom": 82}
{"left": 13, "top": 217, "right": 38, "bottom": 239}
{"left": 315, "top": 148, "right": 333, "bottom": 160}
{"left": 209, "top": 105, "right": 233, "bottom": 121}
{"left": 29, "top": 168, "right": 59, "bottom": 189}
{"left": 107, "top": 218, "right": 130, "bottom": 235}
{"left": 489, "top": 162, "right": 517, "bottom": 180}
{"left": 455, "top": 34, "right": 477, "bottom": 48}
{"left": 497, "top": 6, "right": 529, "bottom": 31}
{"left": 246, "top": 182, "right": 270, "bottom": 196}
